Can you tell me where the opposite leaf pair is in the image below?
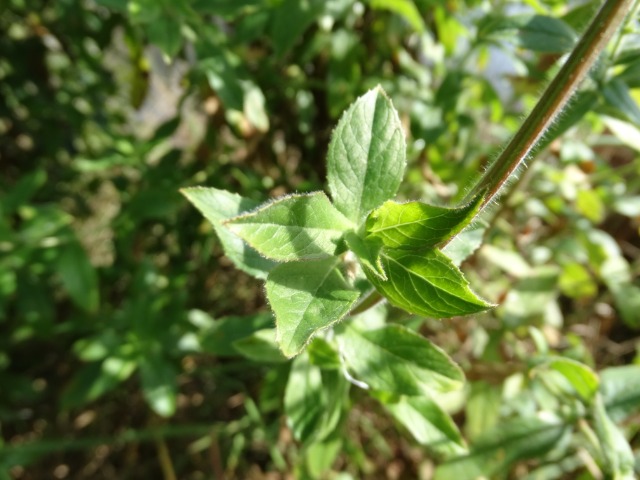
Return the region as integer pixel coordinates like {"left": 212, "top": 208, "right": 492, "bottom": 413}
{"left": 183, "top": 86, "right": 492, "bottom": 358}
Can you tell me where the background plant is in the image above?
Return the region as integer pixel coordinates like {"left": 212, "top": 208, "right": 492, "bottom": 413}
{"left": 1, "top": 0, "right": 640, "bottom": 479}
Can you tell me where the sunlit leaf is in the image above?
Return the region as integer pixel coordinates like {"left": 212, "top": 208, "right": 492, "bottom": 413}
{"left": 267, "top": 258, "right": 360, "bottom": 357}
{"left": 338, "top": 324, "right": 465, "bottom": 395}
{"left": 365, "top": 248, "right": 493, "bottom": 318}
{"left": 381, "top": 394, "right": 468, "bottom": 458}
{"left": 365, "top": 195, "right": 482, "bottom": 250}
{"left": 225, "top": 192, "right": 353, "bottom": 261}
{"left": 327, "top": 87, "right": 406, "bottom": 224}
{"left": 181, "top": 187, "right": 276, "bottom": 279}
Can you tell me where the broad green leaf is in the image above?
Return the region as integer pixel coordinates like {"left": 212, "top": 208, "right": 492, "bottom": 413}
{"left": 327, "top": 87, "right": 406, "bottom": 223}
{"left": 199, "top": 312, "right": 273, "bottom": 357}
{"left": 200, "top": 56, "right": 244, "bottom": 111}
{"left": 600, "top": 365, "right": 640, "bottom": 422}
{"left": 338, "top": 324, "right": 465, "bottom": 395}
{"left": 478, "top": 14, "right": 577, "bottom": 53}
{"left": 181, "top": 187, "right": 276, "bottom": 279}
{"left": 365, "top": 248, "right": 492, "bottom": 318}
{"left": 434, "top": 416, "right": 568, "bottom": 479}
{"left": 266, "top": 258, "right": 360, "bottom": 357}
{"left": 548, "top": 358, "right": 599, "bottom": 402}
{"left": 368, "top": 0, "right": 426, "bottom": 32}
{"left": 602, "top": 78, "right": 640, "bottom": 126}
{"left": 139, "top": 354, "right": 178, "bottom": 417}
{"left": 232, "top": 329, "right": 287, "bottom": 363}
{"left": 56, "top": 241, "right": 99, "bottom": 313}
{"left": 307, "top": 337, "right": 342, "bottom": 370}
{"left": 225, "top": 192, "right": 353, "bottom": 261}
{"left": 465, "top": 382, "right": 501, "bottom": 442}
{"left": 365, "top": 195, "right": 483, "bottom": 250}
{"left": 592, "top": 394, "right": 635, "bottom": 479}
{"left": 381, "top": 394, "right": 467, "bottom": 458}
{"left": 284, "top": 353, "right": 347, "bottom": 443}
{"left": 344, "top": 231, "right": 386, "bottom": 280}
{"left": 305, "top": 437, "right": 343, "bottom": 478}
{"left": 285, "top": 353, "right": 324, "bottom": 442}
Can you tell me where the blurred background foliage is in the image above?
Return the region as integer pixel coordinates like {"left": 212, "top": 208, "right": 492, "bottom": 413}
{"left": 1, "top": 0, "right": 640, "bottom": 478}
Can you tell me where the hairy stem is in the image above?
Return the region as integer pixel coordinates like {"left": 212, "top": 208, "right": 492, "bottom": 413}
{"left": 350, "top": 0, "right": 634, "bottom": 317}
{"left": 463, "top": 0, "right": 635, "bottom": 208}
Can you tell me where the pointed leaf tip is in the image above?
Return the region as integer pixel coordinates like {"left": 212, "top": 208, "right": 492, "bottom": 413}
{"left": 327, "top": 87, "right": 407, "bottom": 224}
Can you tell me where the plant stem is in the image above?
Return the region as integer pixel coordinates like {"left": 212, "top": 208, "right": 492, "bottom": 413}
{"left": 463, "top": 0, "right": 635, "bottom": 209}
{"left": 350, "top": 0, "right": 634, "bottom": 317}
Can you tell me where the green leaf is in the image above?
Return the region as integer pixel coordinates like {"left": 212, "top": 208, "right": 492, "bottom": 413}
{"left": 381, "top": 394, "right": 467, "bottom": 458}
{"left": 478, "top": 14, "right": 577, "bottom": 53}
{"left": 337, "top": 324, "right": 465, "bottom": 395}
{"left": 232, "top": 329, "right": 287, "bottom": 363}
{"left": 56, "top": 241, "right": 99, "bottom": 313}
{"left": 139, "top": 354, "right": 178, "bottom": 417}
{"left": 547, "top": 358, "right": 599, "bottom": 402}
{"left": 305, "top": 437, "right": 342, "bottom": 478}
{"left": 465, "top": 382, "right": 502, "bottom": 442}
{"left": 307, "top": 337, "right": 342, "bottom": 370}
{"left": 199, "top": 312, "right": 274, "bottom": 357}
{"left": 592, "top": 394, "right": 635, "bottom": 479}
{"left": 225, "top": 192, "right": 353, "bottom": 261}
{"left": 434, "top": 416, "right": 568, "bottom": 479}
{"left": 600, "top": 365, "right": 640, "bottom": 422}
{"left": 327, "top": 87, "right": 406, "bottom": 224}
{"left": 365, "top": 248, "right": 493, "bottom": 318}
{"left": 146, "top": 15, "right": 183, "bottom": 59}
{"left": 368, "top": 0, "right": 426, "bottom": 32}
{"left": 269, "top": 0, "right": 325, "bottom": 57}
{"left": 181, "top": 187, "right": 276, "bottom": 279}
{"left": 284, "top": 353, "right": 347, "bottom": 443}
{"left": 266, "top": 258, "right": 360, "bottom": 357}
{"left": 344, "top": 231, "right": 386, "bottom": 280}
{"left": 200, "top": 56, "right": 244, "bottom": 111}
{"left": 365, "top": 195, "right": 483, "bottom": 250}
{"left": 602, "top": 78, "right": 640, "bottom": 126}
